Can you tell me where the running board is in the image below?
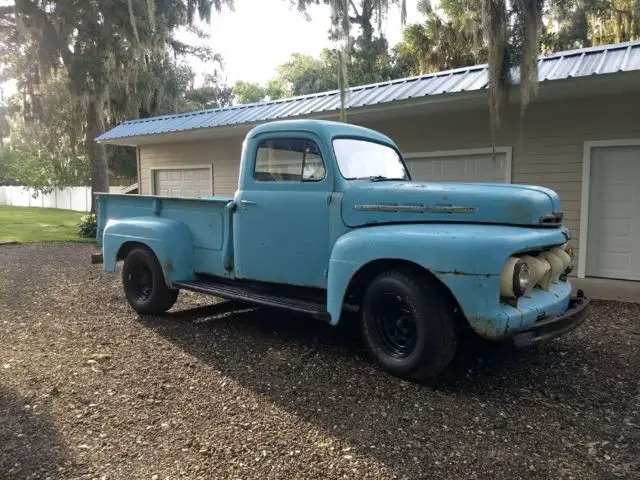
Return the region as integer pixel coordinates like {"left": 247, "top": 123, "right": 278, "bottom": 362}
{"left": 174, "top": 279, "right": 331, "bottom": 321}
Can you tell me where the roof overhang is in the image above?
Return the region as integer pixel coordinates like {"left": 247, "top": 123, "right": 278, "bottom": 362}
{"left": 99, "top": 70, "right": 640, "bottom": 147}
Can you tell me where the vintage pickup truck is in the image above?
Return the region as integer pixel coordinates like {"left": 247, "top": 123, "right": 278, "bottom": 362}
{"left": 94, "top": 119, "right": 589, "bottom": 380}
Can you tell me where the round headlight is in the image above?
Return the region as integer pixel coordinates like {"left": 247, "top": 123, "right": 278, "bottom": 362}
{"left": 513, "top": 260, "right": 530, "bottom": 297}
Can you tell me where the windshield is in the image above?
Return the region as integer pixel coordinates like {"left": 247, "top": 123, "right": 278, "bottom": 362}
{"left": 333, "top": 138, "right": 410, "bottom": 180}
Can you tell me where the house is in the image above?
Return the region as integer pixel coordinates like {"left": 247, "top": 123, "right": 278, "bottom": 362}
{"left": 97, "top": 41, "right": 640, "bottom": 300}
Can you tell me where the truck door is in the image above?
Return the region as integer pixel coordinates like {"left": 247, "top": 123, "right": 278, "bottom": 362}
{"left": 234, "top": 134, "right": 332, "bottom": 288}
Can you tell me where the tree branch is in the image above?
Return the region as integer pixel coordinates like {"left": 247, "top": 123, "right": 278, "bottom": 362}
{"left": 349, "top": 0, "right": 360, "bottom": 18}
{"left": 14, "top": 0, "right": 73, "bottom": 68}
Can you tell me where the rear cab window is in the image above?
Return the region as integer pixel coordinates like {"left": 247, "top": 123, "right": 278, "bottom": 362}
{"left": 254, "top": 138, "right": 326, "bottom": 182}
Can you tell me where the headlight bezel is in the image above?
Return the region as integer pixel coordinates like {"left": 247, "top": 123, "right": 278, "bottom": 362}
{"left": 512, "top": 260, "right": 530, "bottom": 297}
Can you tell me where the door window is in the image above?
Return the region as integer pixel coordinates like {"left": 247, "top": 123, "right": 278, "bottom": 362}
{"left": 254, "top": 138, "right": 326, "bottom": 182}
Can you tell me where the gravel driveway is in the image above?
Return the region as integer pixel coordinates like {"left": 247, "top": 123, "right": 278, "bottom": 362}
{"left": 1, "top": 243, "right": 638, "bottom": 480}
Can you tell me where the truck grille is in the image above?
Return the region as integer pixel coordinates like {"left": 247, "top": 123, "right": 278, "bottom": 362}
{"left": 519, "top": 243, "right": 572, "bottom": 294}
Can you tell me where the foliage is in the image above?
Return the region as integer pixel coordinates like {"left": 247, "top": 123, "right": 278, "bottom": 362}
{"left": 1, "top": 1, "right": 236, "bottom": 201}
{"left": 0, "top": 73, "right": 90, "bottom": 193}
{"left": 543, "top": 0, "right": 640, "bottom": 51}
{"left": 183, "top": 73, "right": 234, "bottom": 111}
{"left": 77, "top": 213, "right": 97, "bottom": 239}
{"left": 293, "top": 0, "right": 407, "bottom": 119}
{"left": 394, "top": 7, "right": 488, "bottom": 75}
{"left": 231, "top": 5, "right": 406, "bottom": 106}
{"left": 0, "top": 205, "right": 92, "bottom": 243}
{"left": 0, "top": 147, "right": 26, "bottom": 186}
{"left": 300, "top": 0, "right": 635, "bottom": 132}
{"left": 5, "top": 0, "right": 234, "bottom": 211}
{"left": 232, "top": 80, "right": 269, "bottom": 104}
{"left": 278, "top": 51, "right": 339, "bottom": 95}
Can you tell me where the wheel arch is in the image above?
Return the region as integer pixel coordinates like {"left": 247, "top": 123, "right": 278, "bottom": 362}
{"left": 329, "top": 257, "right": 464, "bottom": 327}
{"left": 117, "top": 241, "right": 172, "bottom": 287}
{"left": 116, "top": 240, "right": 148, "bottom": 262}
{"left": 102, "top": 216, "right": 195, "bottom": 285}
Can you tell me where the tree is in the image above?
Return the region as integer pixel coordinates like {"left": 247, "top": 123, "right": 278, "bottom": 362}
{"left": 0, "top": 72, "right": 89, "bottom": 191}
{"left": 182, "top": 73, "right": 233, "bottom": 111}
{"left": 277, "top": 51, "right": 339, "bottom": 95}
{"left": 293, "top": 0, "right": 407, "bottom": 119}
{"left": 543, "top": 0, "right": 640, "bottom": 51}
{"left": 232, "top": 78, "right": 287, "bottom": 105}
{"left": 293, "top": 0, "right": 555, "bottom": 132}
{"left": 5, "top": 0, "right": 233, "bottom": 210}
{"left": 232, "top": 80, "right": 268, "bottom": 104}
{"left": 394, "top": 8, "right": 488, "bottom": 75}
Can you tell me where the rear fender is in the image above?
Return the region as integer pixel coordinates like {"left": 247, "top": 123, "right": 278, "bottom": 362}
{"left": 102, "top": 217, "right": 195, "bottom": 285}
{"left": 326, "top": 224, "right": 569, "bottom": 330}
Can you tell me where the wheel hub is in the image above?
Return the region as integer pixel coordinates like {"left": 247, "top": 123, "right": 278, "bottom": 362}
{"left": 372, "top": 293, "right": 418, "bottom": 358}
{"left": 130, "top": 264, "right": 153, "bottom": 300}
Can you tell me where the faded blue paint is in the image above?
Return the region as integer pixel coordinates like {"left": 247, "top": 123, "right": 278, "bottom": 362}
{"left": 97, "top": 194, "right": 233, "bottom": 283}
{"left": 233, "top": 128, "right": 335, "bottom": 287}
{"left": 341, "top": 181, "right": 561, "bottom": 227}
{"left": 97, "top": 119, "right": 577, "bottom": 341}
{"left": 102, "top": 216, "right": 194, "bottom": 285}
{"left": 326, "top": 223, "right": 569, "bottom": 337}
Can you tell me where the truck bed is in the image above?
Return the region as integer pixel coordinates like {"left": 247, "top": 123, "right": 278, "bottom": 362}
{"left": 96, "top": 193, "right": 234, "bottom": 278}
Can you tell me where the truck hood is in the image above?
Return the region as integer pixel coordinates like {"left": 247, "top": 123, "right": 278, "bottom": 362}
{"left": 341, "top": 181, "right": 562, "bottom": 228}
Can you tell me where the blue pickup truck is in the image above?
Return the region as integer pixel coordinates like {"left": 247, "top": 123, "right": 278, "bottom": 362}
{"left": 94, "top": 119, "right": 589, "bottom": 380}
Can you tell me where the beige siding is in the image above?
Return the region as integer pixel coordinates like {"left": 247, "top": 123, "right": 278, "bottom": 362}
{"left": 363, "top": 92, "right": 640, "bottom": 270}
{"left": 140, "top": 137, "right": 243, "bottom": 196}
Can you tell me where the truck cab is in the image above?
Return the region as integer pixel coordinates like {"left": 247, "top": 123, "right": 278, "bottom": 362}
{"left": 95, "top": 119, "right": 589, "bottom": 380}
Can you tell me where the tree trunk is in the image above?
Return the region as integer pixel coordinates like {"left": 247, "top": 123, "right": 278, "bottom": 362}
{"left": 86, "top": 94, "right": 109, "bottom": 213}
{"left": 360, "top": 0, "right": 373, "bottom": 44}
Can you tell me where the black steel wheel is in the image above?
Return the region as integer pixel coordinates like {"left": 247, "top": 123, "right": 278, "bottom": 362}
{"left": 129, "top": 263, "right": 153, "bottom": 301}
{"left": 371, "top": 293, "right": 418, "bottom": 359}
{"left": 122, "top": 246, "right": 179, "bottom": 314}
{"left": 361, "top": 269, "right": 457, "bottom": 380}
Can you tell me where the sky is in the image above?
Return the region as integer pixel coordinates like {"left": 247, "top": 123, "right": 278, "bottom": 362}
{"left": 195, "top": 0, "right": 424, "bottom": 86}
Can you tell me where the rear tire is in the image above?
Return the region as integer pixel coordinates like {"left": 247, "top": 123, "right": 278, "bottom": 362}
{"left": 360, "top": 269, "right": 457, "bottom": 380}
{"left": 122, "top": 246, "right": 179, "bottom": 314}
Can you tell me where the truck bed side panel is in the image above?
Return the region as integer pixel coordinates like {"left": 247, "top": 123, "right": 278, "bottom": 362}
{"left": 97, "top": 194, "right": 234, "bottom": 281}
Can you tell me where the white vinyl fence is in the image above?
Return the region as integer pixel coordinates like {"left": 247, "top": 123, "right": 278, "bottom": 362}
{"left": 0, "top": 185, "right": 126, "bottom": 212}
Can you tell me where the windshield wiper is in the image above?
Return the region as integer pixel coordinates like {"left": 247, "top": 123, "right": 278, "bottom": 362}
{"left": 368, "top": 176, "right": 408, "bottom": 182}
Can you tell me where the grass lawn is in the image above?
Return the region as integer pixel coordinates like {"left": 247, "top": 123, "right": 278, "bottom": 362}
{"left": 0, "top": 206, "right": 94, "bottom": 243}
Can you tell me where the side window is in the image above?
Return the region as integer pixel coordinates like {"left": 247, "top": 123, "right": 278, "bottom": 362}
{"left": 254, "top": 138, "right": 326, "bottom": 182}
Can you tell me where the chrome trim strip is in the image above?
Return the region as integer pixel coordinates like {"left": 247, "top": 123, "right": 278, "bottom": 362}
{"left": 353, "top": 204, "right": 478, "bottom": 213}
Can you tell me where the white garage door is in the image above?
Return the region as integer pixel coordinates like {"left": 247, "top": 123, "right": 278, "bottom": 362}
{"left": 586, "top": 145, "right": 640, "bottom": 281}
{"left": 153, "top": 167, "right": 212, "bottom": 198}
{"left": 405, "top": 149, "right": 509, "bottom": 183}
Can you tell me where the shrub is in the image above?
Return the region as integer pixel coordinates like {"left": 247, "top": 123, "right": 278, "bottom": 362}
{"left": 77, "top": 213, "right": 97, "bottom": 238}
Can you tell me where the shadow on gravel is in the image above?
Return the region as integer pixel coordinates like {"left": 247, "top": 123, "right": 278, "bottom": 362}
{"left": 0, "top": 389, "right": 71, "bottom": 480}
{"left": 140, "top": 300, "right": 622, "bottom": 478}
{"left": 147, "top": 300, "right": 587, "bottom": 394}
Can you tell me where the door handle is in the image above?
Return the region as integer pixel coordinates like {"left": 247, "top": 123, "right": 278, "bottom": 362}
{"left": 241, "top": 200, "right": 257, "bottom": 206}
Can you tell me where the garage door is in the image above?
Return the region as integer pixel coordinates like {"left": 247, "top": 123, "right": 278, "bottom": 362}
{"left": 586, "top": 145, "right": 640, "bottom": 281}
{"left": 153, "top": 167, "right": 212, "bottom": 198}
{"left": 405, "top": 149, "right": 509, "bottom": 183}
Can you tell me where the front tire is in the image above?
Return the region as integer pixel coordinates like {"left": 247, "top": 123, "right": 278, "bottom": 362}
{"left": 360, "top": 269, "right": 457, "bottom": 380}
{"left": 122, "top": 246, "right": 179, "bottom": 314}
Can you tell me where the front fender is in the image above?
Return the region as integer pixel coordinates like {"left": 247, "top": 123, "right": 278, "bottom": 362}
{"left": 102, "top": 216, "right": 195, "bottom": 285}
{"left": 327, "top": 224, "right": 569, "bottom": 332}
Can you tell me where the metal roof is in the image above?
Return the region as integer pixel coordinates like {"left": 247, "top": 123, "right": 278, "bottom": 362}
{"left": 97, "top": 40, "right": 640, "bottom": 143}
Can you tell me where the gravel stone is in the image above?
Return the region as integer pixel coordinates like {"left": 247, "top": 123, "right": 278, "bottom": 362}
{"left": 1, "top": 243, "right": 638, "bottom": 479}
